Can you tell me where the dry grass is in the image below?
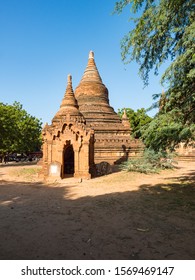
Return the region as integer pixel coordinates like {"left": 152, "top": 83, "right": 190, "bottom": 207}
{"left": 8, "top": 165, "right": 41, "bottom": 181}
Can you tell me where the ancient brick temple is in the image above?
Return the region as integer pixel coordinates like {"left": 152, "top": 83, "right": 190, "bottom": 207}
{"left": 42, "top": 51, "right": 141, "bottom": 179}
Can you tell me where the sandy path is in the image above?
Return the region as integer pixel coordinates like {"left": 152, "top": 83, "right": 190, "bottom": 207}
{"left": 0, "top": 161, "right": 194, "bottom": 259}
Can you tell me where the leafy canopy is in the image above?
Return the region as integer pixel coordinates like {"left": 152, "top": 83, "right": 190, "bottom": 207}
{"left": 118, "top": 107, "right": 152, "bottom": 138}
{"left": 114, "top": 0, "right": 194, "bottom": 84}
{"left": 114, "top": 0, "right": 195, "bottom": 151}
{"left": 0, "top": 102, "right": 42, "bottom": 154}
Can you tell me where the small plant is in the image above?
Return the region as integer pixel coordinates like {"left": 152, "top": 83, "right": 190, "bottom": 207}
{"left": 121, "top": 149, "right": 177, "bottom": 174}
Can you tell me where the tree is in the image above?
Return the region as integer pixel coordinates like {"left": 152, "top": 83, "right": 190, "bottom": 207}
{"left": 0, "top": 102, "right": 42, "bottom": 155}
{"left": 140, "top": 112, "right": 186, "bottom": 152}
{"left": 114, "top": 0, "right": 195, "bottom": 151}
{"left": 118, "top": 107, "right": 152, "bottom": 138}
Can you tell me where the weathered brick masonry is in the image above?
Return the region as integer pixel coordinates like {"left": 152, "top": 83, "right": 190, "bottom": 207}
{"left": 42, "top": 51, "right": 142, "bottom": 179}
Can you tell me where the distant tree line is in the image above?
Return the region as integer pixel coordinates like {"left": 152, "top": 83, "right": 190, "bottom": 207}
{"left": 0, "top": 102, "right": 42, "bottom": 157}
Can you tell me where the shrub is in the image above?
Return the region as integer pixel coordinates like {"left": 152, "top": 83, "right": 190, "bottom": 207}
{"left": 121, "top": 149, "right": 177, "bottom": 174}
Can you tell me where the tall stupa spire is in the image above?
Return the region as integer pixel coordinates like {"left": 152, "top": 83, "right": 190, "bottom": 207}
{"left": 80, "top": 50, "right": 102, "bottom": 83}
{"left": 74, "top": 51, "right": 121, "bottom": 125}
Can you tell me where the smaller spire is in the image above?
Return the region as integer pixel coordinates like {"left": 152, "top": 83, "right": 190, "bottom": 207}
{"left": 64, "top": 74, "right": 74, "bottom": 96}
{"left": 43, "top": 122, "right": 48, "bottom": 130}
{"left": 122, "top": 108, "right": 130, "bottom": 128}
{"left": 60, "top": 74, "right": 77, "bottom": 107}
{"left": 52, "top": 74, "right": 84, "bottom": 122}
{"left": 122, "top": 108, "right": 128, "bottom": 120}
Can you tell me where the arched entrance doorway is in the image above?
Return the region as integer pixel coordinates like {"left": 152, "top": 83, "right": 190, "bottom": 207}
{"left": 63, "top": 144, "right": 74, "bottom": 177}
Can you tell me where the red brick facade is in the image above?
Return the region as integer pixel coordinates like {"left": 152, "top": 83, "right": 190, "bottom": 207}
{"left": 41, "top": 52, "right": 142, "bottom": 179}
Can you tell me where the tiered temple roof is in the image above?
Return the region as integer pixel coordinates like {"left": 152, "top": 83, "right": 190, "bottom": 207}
{"left": 75, "top": 51, "right": 121, "bottom": 127}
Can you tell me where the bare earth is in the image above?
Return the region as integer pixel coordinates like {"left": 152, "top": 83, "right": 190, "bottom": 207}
{"left": 0, "top": 160, "right": 194, "bottom": 260}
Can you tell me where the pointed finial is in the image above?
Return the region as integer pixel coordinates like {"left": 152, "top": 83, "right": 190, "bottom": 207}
{"left": 122, "top": 108, "right": 127, "bottom": 119}
{"left": 43, "top": 122, "right": 48, "bottom": 130}
{"left": 67, "top": 74, "right": 72, "bottom": 84}
{"left": 89, "top": 50, "right": 94, "bottom": 59}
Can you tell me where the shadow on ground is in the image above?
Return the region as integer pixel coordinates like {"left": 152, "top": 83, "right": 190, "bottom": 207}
{"left": 0, "top": 169, "right": 194, "bottom": 260}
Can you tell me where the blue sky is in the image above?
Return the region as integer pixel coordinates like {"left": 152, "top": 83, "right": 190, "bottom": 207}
{"left": 0, "top": 0, "right": 164, "bottom": 125}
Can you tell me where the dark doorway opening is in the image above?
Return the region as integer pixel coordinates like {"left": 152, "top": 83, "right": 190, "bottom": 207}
{"left": 63, "top": 144, "right": 74, "bottom": 177}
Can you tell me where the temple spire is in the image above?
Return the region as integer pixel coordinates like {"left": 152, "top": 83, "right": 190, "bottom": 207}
{"left": 52, "top": 74, "right": 83, "bottom": 122}
{"left": 60, "top": 74, "right": 77, "bottom": 108}
{"left": 74, "top": 51, "right": 120, "bottom": 124}
{"left": 122, "top": 108, "right": 130, "bottom": 128}
{"left": 80, "top": 50, "right": 102, "bottom": 83}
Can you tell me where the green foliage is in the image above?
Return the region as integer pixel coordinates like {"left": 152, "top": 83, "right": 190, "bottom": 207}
{"left": 0, "top": 102, "right": 42, "bottom": 154}
{"left": 121, "top": 149, "right": 176, "bottom": 174}
{"left": 114, "top": 0, "right": 195, "bottom": 150}
{"left": 118, "top": 107, "right": 152, "bottom": 138}
{"left": 141, "top": 111, "right": 195, "bottom": 152}
{"left": 114, "top": 0, "right": 194, "bottom": 84}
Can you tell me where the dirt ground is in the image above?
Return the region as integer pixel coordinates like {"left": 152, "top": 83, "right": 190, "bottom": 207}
{"left": 0, "top": 160, "right": 194, "bottom": 260}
